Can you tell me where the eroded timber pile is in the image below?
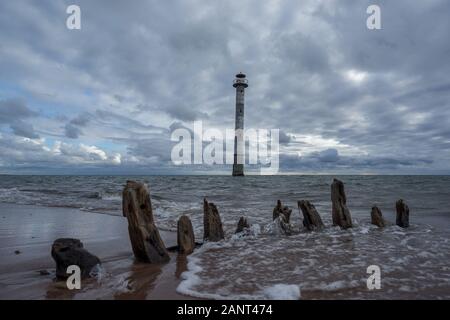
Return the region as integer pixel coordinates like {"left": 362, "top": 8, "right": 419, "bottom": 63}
{"left": 177, "top": 215, "right": 195, "bottom": 254}
{"left": 331, "top": 178, "right": 353, "bottom": 229}
{"left": 122, "top": 180, "right": 169, "bottom": 263}
{"left": 298, "top": 200, "right": 324, "bottom": 231}
{"left": 203, "top": 198, "right": 224, "bottom": 242}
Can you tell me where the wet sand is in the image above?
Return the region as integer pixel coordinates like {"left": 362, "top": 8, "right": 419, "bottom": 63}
{"left": 0, "top": 203, "right": 194, "bottom": 300}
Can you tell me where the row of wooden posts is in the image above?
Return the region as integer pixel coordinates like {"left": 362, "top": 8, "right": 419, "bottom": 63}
{"left": 122, "top": 178, "right": 410, "bottom": 264}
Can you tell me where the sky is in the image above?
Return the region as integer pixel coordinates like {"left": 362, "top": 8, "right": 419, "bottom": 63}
{"left": 0, "top": 0, "right": 450, "bottom": 175}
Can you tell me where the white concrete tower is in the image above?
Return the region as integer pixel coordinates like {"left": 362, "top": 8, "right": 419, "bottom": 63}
{"left": 232, "top": 72, "right": 248, "bottom": 176}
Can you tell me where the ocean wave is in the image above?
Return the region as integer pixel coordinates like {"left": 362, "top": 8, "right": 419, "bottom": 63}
{"left": 177, "top": 218, "right": 450, "bottom": 299}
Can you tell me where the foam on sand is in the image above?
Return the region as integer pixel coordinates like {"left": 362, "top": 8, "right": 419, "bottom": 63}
{"left": 262, "top": 284, "right": 301, "bottom": 300}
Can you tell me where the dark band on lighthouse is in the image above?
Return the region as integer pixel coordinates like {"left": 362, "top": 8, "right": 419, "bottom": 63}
{"left": 232, "top": 72, "right": 248, "bottom": 176}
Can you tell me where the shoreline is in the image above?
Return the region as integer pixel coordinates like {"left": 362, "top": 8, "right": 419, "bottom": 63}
{"left": 0, "top": 202, "right": 194, "bottom": 300}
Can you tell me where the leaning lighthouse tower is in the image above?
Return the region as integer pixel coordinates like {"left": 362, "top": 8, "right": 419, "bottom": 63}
{"left": 232, "top": 72, "right": 248, "bottom": 176}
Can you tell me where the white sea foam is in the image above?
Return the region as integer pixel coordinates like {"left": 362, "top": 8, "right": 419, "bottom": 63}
{"left": 175, "top": 218, "right": 450, "bottom": 299}
{"left": 262, "top": 284, "right": 301, "bottom": 300}
{"left": 99, "top": 192, "right": 121, "bottom": 201}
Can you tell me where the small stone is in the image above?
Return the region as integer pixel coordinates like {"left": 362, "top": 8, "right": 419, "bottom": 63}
{"left": 14, "top": 250, "right": 21, "bottom": 255}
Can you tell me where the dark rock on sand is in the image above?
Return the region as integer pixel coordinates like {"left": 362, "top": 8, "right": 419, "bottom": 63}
{"left": 51, "top": 238, "right": 100, "bottom": 280}
{"left": 177, "top": 215, "right": 195, "bottom": 255}
{"left": 203, "top": 198, "right": 224, "bottom": 242}
{"left": 331, "top": 179, "right": 353, "bottom": 229}
{"left": 235, "top": 216, "right": 250, "bottom": 234}
{"left": 14, "top": 250, "right": 21, "bottom": 255}
{"left": 122, "top": 180, "right": 170, "bottom": 263}
{"left": 273, "top": 200, "right": 292, "bottom": 223}
{"left": 371, "top": 206, "right": 386, "bottom": 227}
{"left": 396, "top": 199, "right": 410, "bottom": 228}
{"left": 298, "top": 200, "right": 324, "bottom": 231}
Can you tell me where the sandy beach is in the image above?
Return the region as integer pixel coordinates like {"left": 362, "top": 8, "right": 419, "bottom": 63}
{"left": 0, "top": 203, "right": 193, "bottom": 300}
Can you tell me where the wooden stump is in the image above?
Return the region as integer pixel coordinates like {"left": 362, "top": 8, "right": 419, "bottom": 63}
{"left": 273, "top": 200, "right": 292, "bottom": 223}
{"left": 298, "top": 200, "right": 324, "bottom": 231}
{"left": 272, "top": 200, "right": 293, "bottom": 235}
{"left": 203, "top": 198, "right": 224, "bottom": 242}
{"left": 396, "top": 199, "right": 410, "bottom": 228}
{"left": 331, "top": 178, "right": 353, "bottom": 229}
{"left": 235, "top": 216, "right": 250, "bottom": 233}
{"left": 177, "top": 215, "right": 195, "bottom": 255}
{"left": 371, "top": 206, "right": 386, "bottom": 227}
{"left": 122, "top": 181, "right": 169, "bottom": 263}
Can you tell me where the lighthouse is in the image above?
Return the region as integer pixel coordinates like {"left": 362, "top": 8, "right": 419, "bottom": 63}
{"left": 232, "top": 72, "right": 248, "bottom": 176}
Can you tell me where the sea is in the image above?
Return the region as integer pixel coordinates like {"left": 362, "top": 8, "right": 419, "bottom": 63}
{"left": 0, "top": 175, "right": 449, "bottom": 299}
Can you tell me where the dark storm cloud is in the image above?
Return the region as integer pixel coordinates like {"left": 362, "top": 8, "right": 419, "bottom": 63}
{"left": 10, "top": 121, "right": 40, "bottom": 139}
{"left": 162, "top": 105, "right": 210, "bottom": 122}
{"left": 312, "top": 149, "right": 339, "bottom": 163}
{"left": 279, "top": 149, "right": 433, "bottom": 173}
{"left": 64, "top": 123, "right": 82, "bottom": 139}
{"left": 0, "top": 99, "right": 37, "bottom": 123}
{"left": 64, "top": 113, "right": 91, "bottom": 138}
{"left": 0, "top": 99, "right": 40, "bottom": 138}
{"left": 279, "top": 130, "right": 292, "bottom": 144}
{"left": 0, "top": 0, "right": 449, "bottom": 173}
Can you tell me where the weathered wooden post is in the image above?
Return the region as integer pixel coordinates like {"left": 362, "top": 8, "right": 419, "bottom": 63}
{"left": 371, "top": 206, "right": 386, "bottom": 227}
{"left": 235, "top": 216, "right": 250, "bottom": 233}
{"left": 203, "top": 198, "right": 224, "bottom": 242}
{"left": 272, "top": 200, "right": 293, "bottom": 235}
{"left": 177, "top": 215, "right": 195, "bottom": 254}
{"left": 273, "top": 200, "right": 292, "bottom": 223}
{"left": 122, "top": 181, "right": 169, "bottom": 263}
{"left": 396, "top": 199, "right": 410, "bottom": 228}
{"left": 298, "top": 200, "right": 325, "bottom": 231}
{"left": 331, "top": 178, "right": 353, "bottom": 229}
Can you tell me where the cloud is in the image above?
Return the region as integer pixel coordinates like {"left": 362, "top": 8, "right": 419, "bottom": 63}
{"left": 0, "top": 98, "right": 37, "bottom": 122}
{"left": 163, "top": 104, "right": 209, "bottom": 122}
{"left": 279, "top": 130, "right": 292, "bottom": 144}
{"left": 70, "top": 113, "right": 90, "bottom": 127}
{"left": 0, "top": 98, "right": 40, "bottom": 138}
{"left": 311, "top": 148, "right": 339, "bottom": 163}
{"left": 64, "top": 123, "right": 82, "bottom": 139}
{"left": 278, "top": 149, "right": 433, "bottom": 173}
{"left": 10, "top": 121, "right": 40, "bottom": 139}
{"left": 0, "top": 0, "right": 449, "bottom": 174}
{"left": 0, "top": 133, "right": 122, "bottom": 170}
